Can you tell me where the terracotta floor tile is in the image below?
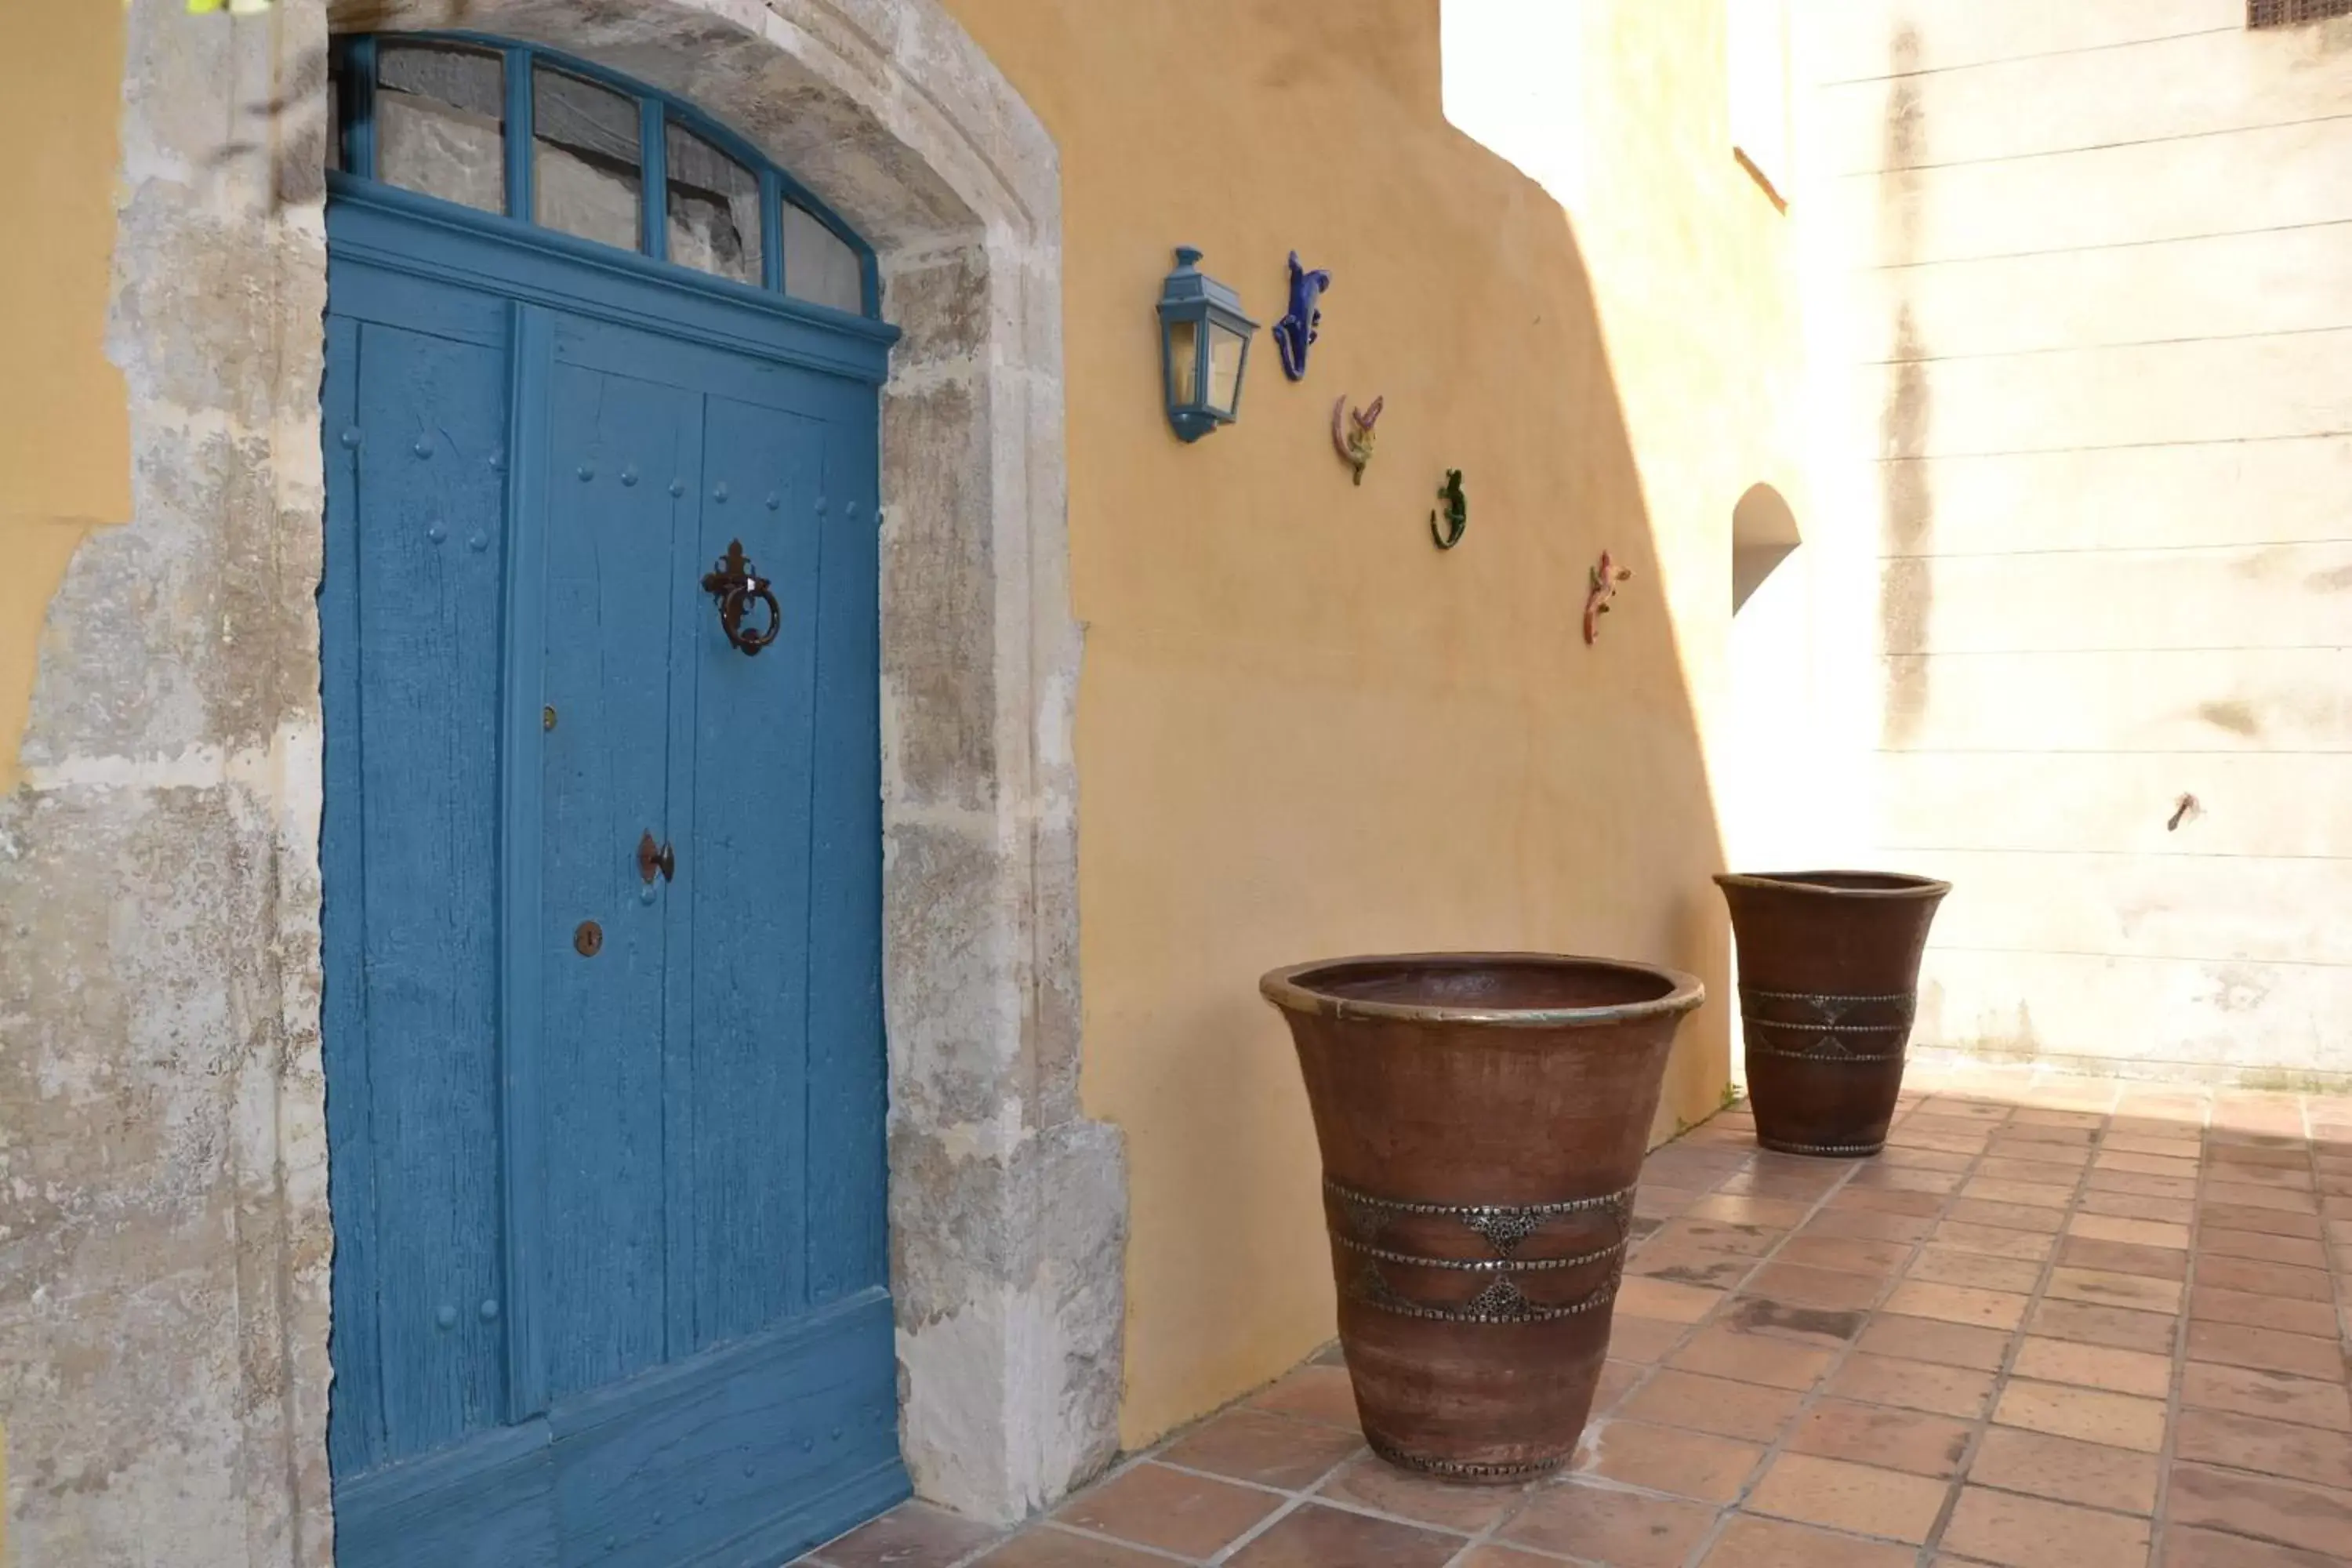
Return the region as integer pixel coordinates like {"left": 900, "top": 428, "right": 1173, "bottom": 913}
{"left": 2173, "top": 1408, "right": 2352, "bottom": 1490}
{"left": 1617, "top": 1276, "right": 1728, "bottom": 1324}
{"left": 1635, "top": 1185, "right": 1708, "bottom": 1221}
{"left": 1225, "top": 1501, "right": 1462, "bottom": 1568}
{"left": 1849, "top": 1163, "right": 1965, "bottom": 1196}
{"left": 1700, "top": 1514, "right": 1918, "bottom": 1568}
{"left": 1886, "top": 1279, "right": 2033, "bottom": 1331}
{"left": 1965, "top": 1177, "right": 2078, "bottom": 1210}
{"left": 2101, "top": 1134, "right": 2203, "bottom": 1160}
{"left": 1881, "top": 1146, "right": 1978, "bottom": 1174}
{"left": 1787, "top": 1397, "right": 1973, "bottom": 1478}
{"left": 2011, "top": 1336, "right": 2175, "bottom": 1398}
{"left": 1721, "top": 1168, "right": 1846, "bottom": 1202}
{"left": 2206, "top": 1181, "right": 2320, "bottom": 1215}
{"left": 2165, "top": 1461, "right": 2352, "bottom": 1559}
{"left": 1949, "top": 1199, "right": 2069, "bottom": 1235}
{"left": 1806, "top": 1207, "right": 1937, "bottom": 1245}
{"left": 1825, "top": 1352, "right": 1998, "bottom": 1418}
{"left": 1909, "top": 1246, "right": 2044, "bottom": 1294}
{"left": 2160, "top": 1521, "right": 2350, "bottom": 1567}
{"left": 1621, "top": 1368, "right": 1807, "bottom": 1443}
{"left": 1575, "top": 1419, "right": 1764, "bottom": 1503}
{"left": 2194, "top": 1254, "right": 2335, "bottom": 1301}
{"left": 1938, "top": 1221, "right": 2061, "bottom": 1262}
{"left": 2181, "top": 1360, "right": 2352, "bottom": 1432}
{"left": 1937, "top": 1484, "right": 2151, "bottom": 1567}
{"left": 2201, "top": 1203, "right": 2322, "bottom": 1240}
{"left": 1609, "top": 1314, "right": 1694, "bottom": 1365}
{"left": 1966, "top": 1425, "right": 2158, "bottom": 1514}
{"left": 1857, "top": 1312, "right": 2013, "bottom": 1370}
{"left": 1501, "top": 1479, "right": 1720, "bottom": 1566}
{"left": 1994, "top": 1378, "right": 2169, "bottom": 1453}
{"left": 1160, "top": 1409, "right": 1366, "bottom": 1490}
{"left": 1691, "top": 1193, "right": 1814, "bottom": 1229}
{"left": 1628, "top": 1241, "right": 1766, "bottom": 1291}
{"left": 2086, "top": 1169, "right": 2201, "bottom": 1202}
{"left": 2079, "top": 1189, "right": 2195, "bottom": 1225}
{"left": 2097, "top": 1149, "right": 2202, "bottom": 1177}
{"left": 1592, "top": 1358, "right": 1645, "bottom": 1416}
{"left": 970, "top": 1526, "right": 1173, "bottom": 1568}
{"left": 2190, "top": 1284, "right": 2343, "bottom": 1339}
{"left": 1248, "top": 1366, "right": 1363, "bottom": 1429}
{"left": 1313, "top": 1455, "right": 1523, "bottom": 1535}
{"left": 2058, "top": 1235, "right": 2190, "bottom": 1282}
{"left": 1980, "top": 1155, "right": 2091, "bottom": 1185}
{"left": 2067, "top": 1213, "right": 2191, "bottom": 1250}
{"left": 1833, "top": 1185, "right": 1949, "bottom": 1219}
{"left": 1053, "top": 1463, "right": 1284, "bottom": 1559}
{"left": 1668, "top": 1324, "right": 1840, "bottom": 1390}
{"left": 1454, "top": 1548, "right": 1568, "bottom": 1568}
{"left": 1777, "top": 1233, "right": 1915, "bottom": 1276}
{"left": 2029, "top": 1298, "right": 2180, "bottom": 1356}
{"left": 1744, "top": 1262, "right": 1887, "bottom": 1312}
{"left": 1719, "top": 1294, "right": 1868, "bottom": 1348}
{"left": 1745, "top": 1451, "right": 1952, "bottom": 1542}
{"left": 1649, "top": 1216, "right": 1786, "bottom": 1259}
{"left": 2044, "top": 1265, "right": 2185, "bottom": 1315}
{"left": 2209, "top": 1162, "right": 2316, "bottom": 1192}
{"left": 2185, "top": 1320, "right": 2347, "bottom": 1381}
{"left": 807, "top": 1501, "right": 1003, "bottom": 1568}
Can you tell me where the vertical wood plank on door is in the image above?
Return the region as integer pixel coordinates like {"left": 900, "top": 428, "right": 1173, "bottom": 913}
{"left": 804, "top": 394, "right": 890, "bottom": 1304}
{"left": 351, "top": 320, "right": 513, "bottom": 1461}
{"left": 686, "top": 394, "right": 822, "bottom": 1348}
{"left": 537, "top": 356, "right": 691, "bottom": 1399}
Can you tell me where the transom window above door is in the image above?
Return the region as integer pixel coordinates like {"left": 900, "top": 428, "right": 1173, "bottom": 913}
{"left": 328, "top": 34, "right": 875, "bottom": 317}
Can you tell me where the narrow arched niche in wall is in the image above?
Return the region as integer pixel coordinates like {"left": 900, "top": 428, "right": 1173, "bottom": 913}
{"left": 1732, "top": 480, "right": 1801, "bottom": 613}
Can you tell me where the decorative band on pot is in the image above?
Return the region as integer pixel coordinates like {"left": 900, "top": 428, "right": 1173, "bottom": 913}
{"left": 1326, "top": 1178, "right": 1633, "bottom": 1325}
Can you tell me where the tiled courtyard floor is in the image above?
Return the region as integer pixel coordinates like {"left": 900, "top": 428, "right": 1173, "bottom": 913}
{"left": 800, "top": 1063, "right": 2352, "bottom": 1567}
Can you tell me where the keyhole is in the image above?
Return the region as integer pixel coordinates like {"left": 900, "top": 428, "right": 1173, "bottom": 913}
{"left": 575, "top": 921, "right": 603, "bottom": 957}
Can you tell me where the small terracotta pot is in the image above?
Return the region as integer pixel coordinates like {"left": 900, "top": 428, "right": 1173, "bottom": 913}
{"left": 1714, "top": 871, "right": 1951, "bottom": 1158}
{"left": 1261, "top": 953, "right": 1704, "bottom": 1482}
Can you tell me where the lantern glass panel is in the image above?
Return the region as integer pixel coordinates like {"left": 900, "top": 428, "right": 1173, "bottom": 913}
{"left": 1166, "top": 317, "right": 1201, "bottom": 408}
{"left": 1207, "top": 321, "right": 1249, "bottom": 417}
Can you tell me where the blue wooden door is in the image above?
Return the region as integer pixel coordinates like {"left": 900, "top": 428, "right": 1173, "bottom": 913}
{"left": 320, "top": 165, "right": 900, "bottom": 1568}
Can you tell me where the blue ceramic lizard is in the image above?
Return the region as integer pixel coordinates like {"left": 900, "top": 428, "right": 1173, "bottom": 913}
{"left": 1274, "top": 252, "right": 1332, "bottom": 381}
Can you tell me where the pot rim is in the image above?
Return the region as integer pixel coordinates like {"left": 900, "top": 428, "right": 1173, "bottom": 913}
{"left": 1258, "top": 950, "right": 1707, "bottom": 1029}
{"left": 1714, "top": 869, "right": 1951, "bottom": 901}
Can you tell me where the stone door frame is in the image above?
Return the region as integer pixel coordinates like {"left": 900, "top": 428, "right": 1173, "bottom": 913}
{"left": 70, "top": 0, "right": 1122, "bottom": 1555}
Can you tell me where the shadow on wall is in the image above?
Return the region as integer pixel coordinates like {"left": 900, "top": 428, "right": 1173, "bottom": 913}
{"left": 942, "top": 0, "right": 1736, "bottom": 1448}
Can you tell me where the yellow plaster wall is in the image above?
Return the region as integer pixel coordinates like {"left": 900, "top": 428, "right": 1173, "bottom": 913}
{"left": 942, "top": 0, "right": 1803, "bottom": 1446}
{"left": 0, "top": 3, "right": 131, "bottom": 793}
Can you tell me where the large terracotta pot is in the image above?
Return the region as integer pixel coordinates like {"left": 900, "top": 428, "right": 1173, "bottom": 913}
{"left": 1714, "top": 871, "right": 1951, "bottom": 1158}
{"left": 1261, "top": 952, "right": 1704, "bottom": 1482}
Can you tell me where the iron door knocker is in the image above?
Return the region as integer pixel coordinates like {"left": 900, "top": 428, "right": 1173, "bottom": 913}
{"left": 701, "top": 539, "right": 780, "bottom": 655}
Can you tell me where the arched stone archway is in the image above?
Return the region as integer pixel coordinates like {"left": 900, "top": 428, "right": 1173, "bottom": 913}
{"left": 48, "top": 2, "right": 1118, "bottom": 1558}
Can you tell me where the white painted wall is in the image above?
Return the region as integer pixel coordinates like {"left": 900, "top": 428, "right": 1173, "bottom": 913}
{"left": 1792, "top": 0, "right": 2352, "bottom": 1086}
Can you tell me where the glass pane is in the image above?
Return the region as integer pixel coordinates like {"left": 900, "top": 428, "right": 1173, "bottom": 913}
{"left": 534, "top": 66, "right": 641, "bottom": 252}
{"left": 376, "top": 42, "right": 504, "bottom": 214}
{"left": 1207, "top": 321, "right": 1248, "bottom": 416}
{"left": 665, "top": 122, "right": 762, "bottom": 285}
{"left": 325, "top": 67, "right": 339, "bottom": 172}
{"left": 782, "top": 205, "right": 862, "bottom": 313}
{"left": 1165, "top": 318, "right": 1200, "bottom": 408}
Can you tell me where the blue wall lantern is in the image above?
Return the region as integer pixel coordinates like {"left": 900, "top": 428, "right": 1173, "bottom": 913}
{"left": 1156, "top": 246, "right": 1259, "bottom": 442}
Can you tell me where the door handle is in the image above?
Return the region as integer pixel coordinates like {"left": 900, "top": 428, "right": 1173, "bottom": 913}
{"left": 700, "top": 539, "right": 780, "bottom": 655}
{"left": 637, "top": 829, "right": 676, "bottom": 884}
